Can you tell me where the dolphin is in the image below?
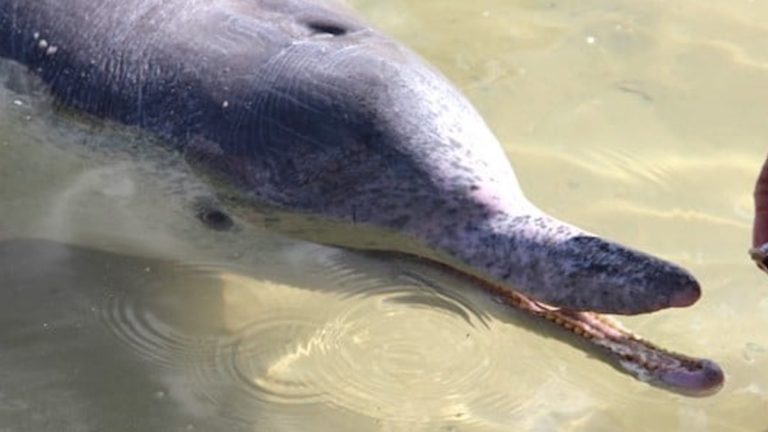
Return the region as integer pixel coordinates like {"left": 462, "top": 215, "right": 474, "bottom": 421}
{"left": 0, "top": 0, "right": 724, "bottom": 394}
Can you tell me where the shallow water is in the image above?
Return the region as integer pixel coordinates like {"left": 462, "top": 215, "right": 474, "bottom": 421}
{"left": 1, "top": 1, "right": 767, "bottom": 431}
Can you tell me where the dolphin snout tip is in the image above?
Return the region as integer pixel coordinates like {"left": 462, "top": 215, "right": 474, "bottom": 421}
{"left": 656, "top": 264, "right": 701, "bottom": 309}
{"left": 667, "top": 278, "right": 701, "bottom": 308}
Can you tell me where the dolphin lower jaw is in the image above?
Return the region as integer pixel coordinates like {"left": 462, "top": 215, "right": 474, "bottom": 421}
{"left": 486, "top": 283, "right": 724, "bottom": 396}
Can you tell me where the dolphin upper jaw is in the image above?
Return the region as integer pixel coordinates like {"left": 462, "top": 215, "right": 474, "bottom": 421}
{"left": 413, "top": 208, "right": 701, "bottom": 316}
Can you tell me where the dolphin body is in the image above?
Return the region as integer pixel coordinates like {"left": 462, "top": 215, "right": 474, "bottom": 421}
{"left": 0, "top": 0, "right": 723, "bottom": 394}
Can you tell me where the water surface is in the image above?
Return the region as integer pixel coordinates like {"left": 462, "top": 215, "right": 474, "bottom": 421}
{"left": 1, "top": 1, "right": 768, "bottom": 431}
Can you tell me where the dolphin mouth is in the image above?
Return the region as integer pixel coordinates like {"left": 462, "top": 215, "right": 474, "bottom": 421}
{"left": 477, "top": 275, "right": 724, "bottom": 396}
{"left": 242, "top": 211, "right": 724, "bottom": 395}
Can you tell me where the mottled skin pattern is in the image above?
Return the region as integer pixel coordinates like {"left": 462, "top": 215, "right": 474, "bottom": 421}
{"left": 0, "top": 0, "right": 722, "bottom": 393}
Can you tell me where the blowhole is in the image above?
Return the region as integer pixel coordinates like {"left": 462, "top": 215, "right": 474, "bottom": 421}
{"left": 306, "top": 21, "right": 348, "bottom": 36}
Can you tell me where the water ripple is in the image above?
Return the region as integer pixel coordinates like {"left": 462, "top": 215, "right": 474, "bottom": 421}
{"left": 97, "top": 290, "right": 201, "bottom": 369}
{"left": 96, "top": 248, "right": 554, "bottom": 425}
{"left": 207, "top": 317, "right": 327, "bottom": 405}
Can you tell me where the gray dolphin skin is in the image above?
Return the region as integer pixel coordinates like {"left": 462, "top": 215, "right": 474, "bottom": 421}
{"left": 0, "top": 0, "right": 723, "bottom": 394}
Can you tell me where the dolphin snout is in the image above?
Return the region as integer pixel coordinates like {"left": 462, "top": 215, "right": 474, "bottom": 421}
{"left": 433, "top": 214, "right": 703, "bottom": 316}
{"left": 553, "top": 236, "right": 701, "bottom": 315}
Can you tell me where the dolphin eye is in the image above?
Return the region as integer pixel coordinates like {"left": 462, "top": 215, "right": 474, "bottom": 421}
{"left": 197, "top": 207, "right": 234, "bottom": 231}
{"left": 305, "top": 20, "right": 348, "bottom": 36}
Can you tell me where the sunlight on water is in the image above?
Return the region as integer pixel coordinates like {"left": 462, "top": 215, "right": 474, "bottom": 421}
{"left": 1, "top": 0, "right": 768, "bottom": 431}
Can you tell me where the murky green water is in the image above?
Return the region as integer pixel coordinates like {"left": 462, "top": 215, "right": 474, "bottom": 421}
{"left": 1, "top": 1, "right": 767, "bottom": 431}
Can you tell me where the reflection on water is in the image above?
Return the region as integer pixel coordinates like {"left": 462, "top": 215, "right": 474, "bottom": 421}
{"left": 0, "top": 239, "right": 603, "bottom": 431}
{"left": 1, "top": 0, "right": 768, "bottom": 431}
